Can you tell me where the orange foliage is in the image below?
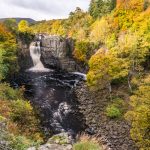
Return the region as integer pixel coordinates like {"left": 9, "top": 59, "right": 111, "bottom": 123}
{"left": 117, "top": 0, "right": 144, "bottom": 11}
{"left": 0, "top": 23, "right": 12, "bottom": 41}
{"left": 0, "top": 100, "right": 11, "bottom": 118}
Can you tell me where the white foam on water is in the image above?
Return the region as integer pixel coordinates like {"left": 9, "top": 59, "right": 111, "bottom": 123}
{"left": 27, "top": 41, "right": 52, "bottom": 72}
{"left": 71, "top": 72, "right": 87, "bottom": 80}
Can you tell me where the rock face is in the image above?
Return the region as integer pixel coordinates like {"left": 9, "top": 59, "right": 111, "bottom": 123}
{"left": 18, "top": 40, "right": 33, "bottom": 71}
{"left": 18, "top": 34, "right": 85, "bottom": 72}
{"left": 74, "top": 83, "right": 138, "bottom": 150}
{"left": 39, "top": 35, "right": 80, "bottom": 72}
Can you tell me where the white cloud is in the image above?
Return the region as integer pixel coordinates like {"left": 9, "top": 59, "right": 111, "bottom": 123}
{"left": 0, "top": 0, "right": 91, "bottom": 20}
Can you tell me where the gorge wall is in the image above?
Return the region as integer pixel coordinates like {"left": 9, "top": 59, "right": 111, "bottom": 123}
{"left": 18, "top": 34, "right": 85, "bottom": 72}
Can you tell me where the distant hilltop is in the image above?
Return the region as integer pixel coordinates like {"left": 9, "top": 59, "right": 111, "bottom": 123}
{"left": 0, "top": 18, "right": 36, "bottom": 24}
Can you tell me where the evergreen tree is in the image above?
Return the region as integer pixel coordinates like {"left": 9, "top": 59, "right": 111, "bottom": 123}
{"left": 89, "top": 0, "right": 116, "bottom": 19}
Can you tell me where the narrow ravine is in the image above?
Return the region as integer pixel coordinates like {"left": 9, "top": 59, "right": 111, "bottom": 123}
{"left": 13, "top": 37, "right": 87, "bottom": 140}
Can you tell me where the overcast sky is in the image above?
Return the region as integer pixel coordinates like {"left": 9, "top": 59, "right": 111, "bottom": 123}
{"left": 0, "top": 0, "right": 91, "bottom": 21}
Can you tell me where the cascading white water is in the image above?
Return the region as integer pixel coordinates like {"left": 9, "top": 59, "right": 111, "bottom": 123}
{"left": 71, "top": 72, "right": 87, "bottom": 81}
{"left": 28, "top": 42, "right": 50, "bottom": 72}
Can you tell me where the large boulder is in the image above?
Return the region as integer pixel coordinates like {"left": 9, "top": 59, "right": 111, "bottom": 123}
{"left": 27, "top": 133, "right": 73, "bottom": 150}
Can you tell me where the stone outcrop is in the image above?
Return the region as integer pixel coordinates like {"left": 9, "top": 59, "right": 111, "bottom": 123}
{"left": 28, "top": 133, "right": 73, "bottom": 150}
{"left": 18, "top": 34, "right": 86, "bottom": 72}
{"left": 39, "top": 35, "right": 82, "bottom": 72}
{"left": 74, "top": 83, "right": 138, "bottom": 150}
{"left": 18, "top": 41, "right": 33, "bottom": 71}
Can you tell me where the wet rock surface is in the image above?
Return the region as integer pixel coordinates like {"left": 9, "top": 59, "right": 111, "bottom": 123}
{"left": 14, "top": 71, "right": 86, "bottom": 137}
{"left": 75, "top": 83, "right": 138, "bottom": 150}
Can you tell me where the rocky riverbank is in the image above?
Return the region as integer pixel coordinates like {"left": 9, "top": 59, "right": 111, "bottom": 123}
{"left": 28, "top": 133, "right": 73, "bottom": 150}
{"left": 74, "top": 83, "right": 138, "bottom": 150}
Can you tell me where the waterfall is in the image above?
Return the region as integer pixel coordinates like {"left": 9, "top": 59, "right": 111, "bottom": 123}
{"left": 28, "top": 42, "right": 50, "bottom": 72}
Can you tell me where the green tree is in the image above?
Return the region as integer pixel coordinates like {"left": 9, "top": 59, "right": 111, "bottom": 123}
{"left": 89, "top": 0, "right": 116, "bottom": 19}
{"left": 0, "top": 23, "right": 18, "bottom": 80}
{"left": 3, "top": 19, "right": 18, "bottom": 33}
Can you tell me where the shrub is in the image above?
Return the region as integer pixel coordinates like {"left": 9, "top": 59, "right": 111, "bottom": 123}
{"left": 9, "top": 135, "right": 39, "bottom": 150}
{"left": 73, "top": 142, "right": 101, "bottom": 150}
{"left": 0, "top": 83, "right": 24, "bottom": 100}
{"left": 0, "top": 121, "right": 39, "bottom": 150}
{"left": 73, "top": 41, "right": 90, "bottom": 62}
{"left": 73, "top": 134, "right": 103, "bottom": 150}
{"left": 0, "top": 84, "right": 43, "bottom": 141}
{"left": 10, "top": 99, "right": 42, "bottom": 140}
{"left": 125, "top": 75, "right": 150, "bottom": 149}
{"left": 106, "top": 105, "right": 121, "bottom": 118}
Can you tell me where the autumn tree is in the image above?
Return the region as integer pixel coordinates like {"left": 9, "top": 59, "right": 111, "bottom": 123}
{"left": 0, "top": 23, "right": 18, "bottom": 80}
{"left": 125, "top": 75, "right": 150, "bottom": 149}
{"left": 50, "top": 20, "right": 65, "bottom": 36}
{"left": 117, "top": 0, "right": 145, "bottom": 11}
{"left": 18, "top": 20, "right": 30, "bottom": 33}
{"left": 87, "top": 48, "right": 129, "bottom": 93}
{"left": 73, "top": 41, "right": 91, "bottom": 63}
{"left": 89, "top": 17, "right": 110, "bottom": 43}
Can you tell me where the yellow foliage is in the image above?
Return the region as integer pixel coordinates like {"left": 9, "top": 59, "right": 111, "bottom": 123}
{"left": 87, "top": 48, "right": 129, "bottom": 88}
{"left": 90, "top": 17, "right": 110, "bottom": 43}
{"left": 125, "top": 75, "right": 150, "bottom": 149}
{"left": 73, "top": 41, "right": 91, "bottom": 63}
{"left": 50, "top": 20, "right": 65, "bottom": 36}
{"left": 18, "top": 20, "right": 30, "bottom": 33}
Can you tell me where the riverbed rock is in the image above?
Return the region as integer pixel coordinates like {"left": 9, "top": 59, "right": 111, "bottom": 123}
{"left": 27, "top": 133, "right": 73, "bottom": 150}
{"left": 47, "top": 132, "right": 73, "bottom": 145}
{"left": 38, "top": 144, "right": 72, "bottom": 150}
{"left": 28, "top": 144, "right": 72, "bottom": 150}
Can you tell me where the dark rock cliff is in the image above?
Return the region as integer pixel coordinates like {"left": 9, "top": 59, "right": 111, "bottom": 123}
{"left": 40, "top": 35, "right": 76, "bottom": 71}
{"left": 18, "top": 34, "right": 85, "bottom": 72}
{"left": 40, "top": 35, "right": 86, "bottom": 72}
{"left": 18, "top": 40, "right": 33, "bottom": 71}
